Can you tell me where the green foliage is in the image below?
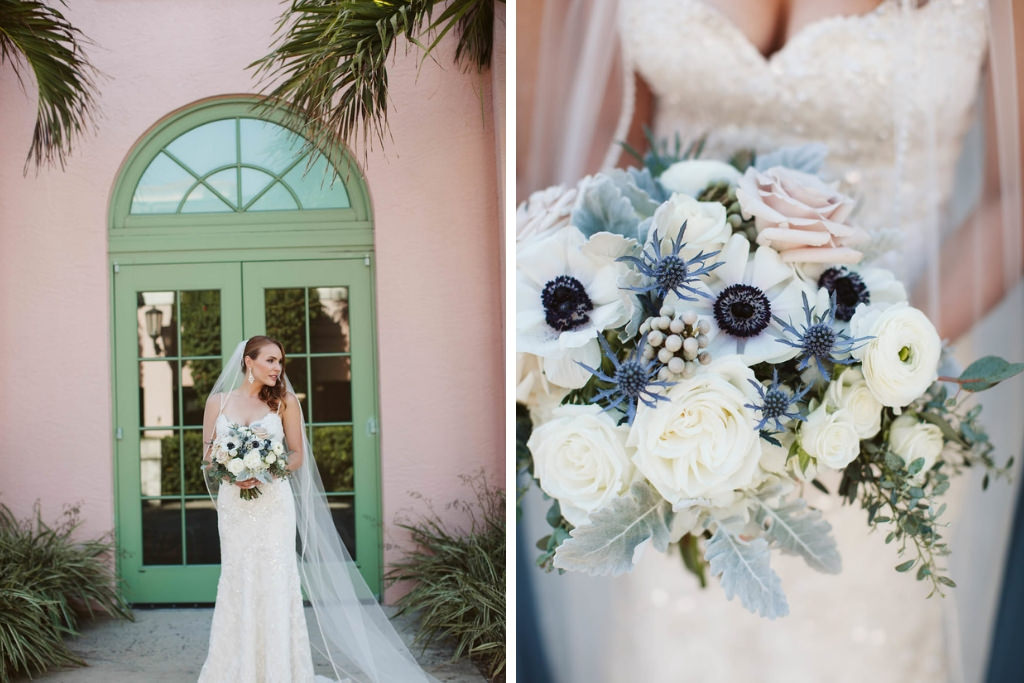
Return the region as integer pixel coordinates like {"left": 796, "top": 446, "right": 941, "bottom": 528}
{"left": 387, "top": 475, "right": 505, "bottom": 681}
{"left": 955, "top": 355, "right": 1024, "bottom": 392}
{"left": 250, "top": 0, "right": 499, "bottom": 162}
{"left": 0, "top": 0, "right": 100, "bottom": 171}
{"left": 313, "top": 425, "right": 354, "bottom": 491}
{"left": 0, "top": 502, "right": 132, "bottom": 682}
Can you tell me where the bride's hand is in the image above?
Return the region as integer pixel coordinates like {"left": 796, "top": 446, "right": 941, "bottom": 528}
{"left": 234, "top": 478, "right": 259, "bottom": 489}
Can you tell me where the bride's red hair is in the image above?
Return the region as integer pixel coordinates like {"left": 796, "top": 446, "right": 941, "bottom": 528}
{"left": 242, "top": 335, "right": 288, "bottom": 413}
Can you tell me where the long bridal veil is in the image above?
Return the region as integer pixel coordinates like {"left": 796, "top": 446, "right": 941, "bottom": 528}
{"left": 205, "top": 339, "right": 437, "bottom": 683}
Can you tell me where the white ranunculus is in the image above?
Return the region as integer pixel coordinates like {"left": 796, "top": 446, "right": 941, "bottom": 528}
{"left": 628, "top": 356, "right": 762, "bottom": 506}
{"left": 243, "top": 451, "right": 265, "bottom": 472}
{"left": 659, "top": 159, "right": 742, "bottom": 197}
{"left": 849, "top": 303, "right": 941, "bottom": 409}
{"left": 517, "top": 226, "right": 639, "bottom": 388}
{"left": 517, "top": 184, "right": 578, "bottom": 242}
{"left": 800, "top": 405, "right": 861, "bottom": 470}
{"left": 889, "top": 415, "right": 944, "bottom": 484}
{"left": 646, "top": 193, "right": 731, "bottom": 263}
{"left": 825, "top": 368, "right": 883, "bottom": 439}
{"left": 226, "top": 458, "right": 246, "bottom": 476}
{"left": 527, "top": 404, "right": 635, "bottom": 527}
{"left": 272, "top": 442, "right": 284, "bottom": 455}
{"left": 264, "top": 453, "right": 277, "bottom": 465}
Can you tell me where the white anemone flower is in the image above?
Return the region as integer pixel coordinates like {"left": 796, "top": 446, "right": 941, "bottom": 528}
{"left": 669, "top": 233, "right": 809, "bottom": 366}
{"left": 797, "top": 263, "right": 907, "bottom": 328}
{"left": 517, "top": 226, "right": 638, "bottom": 388}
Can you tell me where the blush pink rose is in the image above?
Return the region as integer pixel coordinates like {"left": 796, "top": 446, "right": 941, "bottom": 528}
{"left": 736, "top": 166, "right": 868, "bottom": 264}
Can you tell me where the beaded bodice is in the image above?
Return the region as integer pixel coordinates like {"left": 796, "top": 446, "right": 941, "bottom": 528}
{"left": 620, "top": 0, "right": 989, "bottom": 280}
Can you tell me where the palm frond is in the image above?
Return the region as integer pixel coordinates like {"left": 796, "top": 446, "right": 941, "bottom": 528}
{"left": 250, "top": 0, "right": 498, "bottom": 159}
{"left": 0, "top": 0, "right": 100, "bottom": 172}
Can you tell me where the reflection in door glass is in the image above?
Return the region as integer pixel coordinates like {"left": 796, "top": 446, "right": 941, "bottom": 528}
{"left": 137, "top": 291, "right": 175, "bottom": 357}
{"left": 264, "top": 288, "right": 307, "bottom": 353}
{"left": 180, "top": 290, "right": 221, "bottom": 356}
{"left": 310, "top": 286, "right": 350, "bottom": 353}
{"left": 139, "top": 429, "right": 177, "bottom": 497}
{"left": 139, "top": 360, "right": 179, "bottom": 427}
{"left": 141, "top": 499, "right": 182, "bottom": 565}
{"left": 311, "top": 356, "right": 352, "bottom": 423}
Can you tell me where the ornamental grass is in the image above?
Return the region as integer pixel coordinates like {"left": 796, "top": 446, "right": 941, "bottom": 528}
{"left": 387, "top": 475, "right": 506, "bottom": 682}
{"left": 0, "top": 502, "right": 132, "bottom": 682}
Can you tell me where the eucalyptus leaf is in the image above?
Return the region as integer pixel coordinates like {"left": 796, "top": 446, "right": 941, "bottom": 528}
{"left": 705, "top": 523, "right": 789, "bottom": 619}
{"left": 552, "top": 481, "right": 672, "bottom": 576}
{"left": 957, "top": 356, "right": 1024, "bottom": 392}
{"left": 895, "top": 559, "right": 916, "bottom": 572}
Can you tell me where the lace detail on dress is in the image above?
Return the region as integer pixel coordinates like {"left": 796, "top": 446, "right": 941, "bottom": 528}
{"left": 620, "top": 0, "right": 988, "bottom": 283}
{"left": 199, "top": 413, "right": 328, "bottom": 682}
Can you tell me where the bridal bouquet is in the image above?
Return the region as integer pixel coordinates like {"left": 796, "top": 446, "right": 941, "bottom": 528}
{"left": 205, "top": 423, "right": 291, "bottom": 501}
{"left": 516, "top": 139, "right": 1022, "bottom": 618}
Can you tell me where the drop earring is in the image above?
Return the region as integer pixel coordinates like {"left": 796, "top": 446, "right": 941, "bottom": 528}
{"left": 248, "top": 370, "right": 255, "bottom": 384}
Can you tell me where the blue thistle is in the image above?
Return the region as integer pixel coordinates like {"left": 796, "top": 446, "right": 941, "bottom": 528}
{"left": 617, "top": 223, "right": 721, "bottom": 302}
{"left": 745, "top": 368, "right": 811, "bottom": 433}
{"left": 577, "top": 333, "right": 674, "bottom": 425}
{"left": 775, "top": 291, "right": 872, "bottom": 378}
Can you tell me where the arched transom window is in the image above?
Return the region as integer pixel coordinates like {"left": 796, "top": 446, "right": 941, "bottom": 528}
{"left": 130, "top": 117, "right": 351, "bottom": 214}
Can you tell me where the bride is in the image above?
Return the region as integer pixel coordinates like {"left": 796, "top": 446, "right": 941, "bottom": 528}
{"left": 518, "top": 1, "right": 1023, "bottom": 682}
{"left": 198, "top": 336, "right": 437, "bottom": 682}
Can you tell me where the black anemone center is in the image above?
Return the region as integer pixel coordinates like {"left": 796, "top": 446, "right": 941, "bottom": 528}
{"left": 818, "top": 267, "right": 870, "bottom": 322}
{"left": 541, "top": 275, "right": 593, "bottom": 332}
{"left": 713, "top": 283, "right": 772, "bottom": 338}
{"left": 615, "top": 360, "right": 647, "bottom": 397}
{"left": 762, "top": 386, "right": 789, "bottom": 418}
{"left": 655, "top": 254, "right": 688, "bottom": 292}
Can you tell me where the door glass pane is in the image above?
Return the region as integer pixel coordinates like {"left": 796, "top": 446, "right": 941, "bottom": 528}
{"left": 264, "top": 288, "right": 307, "bottom": 353}
{"left": 205, "top": 169, "right": 239, "bottom": 210}
{"left": 141, "top": 499, "right": 182, "bottom": 565}
{"left": 285, "top": 358, "right": 309, "bottom": 417}
{"left": 283, "top": 154, "right": 350, "bottom": 209}
{"left": 181, "top": 184, "right": 233, "bottom": 213}
{"left": 311, "top": 356, "right": 352, "bottom": 423}
{"left": 327, "top": 497, "right": 356, "bottom": 559}
{"left": 182, "top": 430, "right": 209, "bottom": 495}
{"left": 140, "top": 429, "right": 176, "bottom": 497}
{"left": 241, "top": 167, "right": 276, "bottom": 207}
{"left": 313, "top": 426, "right": 354, "bottom": 492}
{"left": 239, "top": 118, "right": 304, "bottom": 174}
{"left": 185, "top": 499, "right": 220, "bottom": 565}
{"left": 138, "top": 291, "right": 175, "bottom": 357}
{"left": 182, "top": 359, "right": 218, "bottom": 426}
{"left": 309, "top": 287, "right": 350, "bottom": 353}
{"left": 180, "top": 290, "right": 221, "bottom": 356}
{"left": 139, "top": 360, "right": 179, "bottom": 426}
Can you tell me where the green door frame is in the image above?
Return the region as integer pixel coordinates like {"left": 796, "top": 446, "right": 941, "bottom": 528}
{"left": 108, "top": 96, "right": 382, "bottom": 602}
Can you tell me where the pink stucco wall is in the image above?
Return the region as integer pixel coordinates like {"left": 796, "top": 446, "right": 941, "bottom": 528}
{"left": 0, "top": 0, "right": 502, "bottom": 603}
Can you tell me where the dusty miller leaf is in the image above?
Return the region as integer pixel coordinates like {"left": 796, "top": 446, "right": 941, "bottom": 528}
{"left": 705, "top": 523, "right": 789, "bottom": 619}
{"left": 552, "top": 481, "right": 672, "bottom": 576}
{"left": 754, "top": 143, "right": 827, "bottom": 174}
{"left": 755, "top": 498, "right": 841, "bottom": 574}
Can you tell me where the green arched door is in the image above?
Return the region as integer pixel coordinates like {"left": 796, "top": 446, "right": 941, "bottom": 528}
{"left": 109, "top": 99, "right": 382, "bottom": 603}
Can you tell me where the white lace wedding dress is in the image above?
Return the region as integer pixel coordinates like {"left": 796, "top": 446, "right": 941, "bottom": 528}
{"left": 527, "top": 1, "right": 1023, "bottom": 682}
{"left": 198, "top": 411, "right": 334, "bottom": 683}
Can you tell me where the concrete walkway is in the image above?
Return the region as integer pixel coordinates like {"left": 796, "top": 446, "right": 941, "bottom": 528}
{"left": 28, "top": 606, "right": 486, "bottom": 682}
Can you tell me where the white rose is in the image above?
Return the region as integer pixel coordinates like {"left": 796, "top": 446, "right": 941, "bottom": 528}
{"left": 849, "top": 303, "right": 941, "bottom": 408}
{"left": 226, "top": 458, "right": 245, "bottom": 476}
{"left": 889, "top": 415, "right": 943, "bottom": 484}
{"left": 264, "top": 453, "right": 277, "bottom": 465}
{"left": 516, "top": 185, "right": 578, "bottom": 242}
{"left": 736, "top": 165, "right": 868, "bottom": 264}
{"left": 243, "top": 451, "right": 265, "bottom": 472}
{"left": 215, "top": 449, "right": 231, "bottom": 465}
{"left": 659, "top": 159, "right": 742, "bottom": 197}
{"left": 800, "top": 406, "right": 861, "bottom": 470}
{"left": 628, "top": 356, "right": 762, "bottom": 506}
{"left": 646, "top": 193, "right": 731, "bottom": 262}
{"left": 825, "top": 368, "right": 883, "bottom": 439}
{"left": 527, "top": 404, "right": 635, "bottom": 527}
{"left": 272, "top": 442, "right": 284, "bottom": 456}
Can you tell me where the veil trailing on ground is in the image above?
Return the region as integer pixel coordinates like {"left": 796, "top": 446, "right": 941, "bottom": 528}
{"left": 204, "top": 339, "right": 437, "bottom": 683}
